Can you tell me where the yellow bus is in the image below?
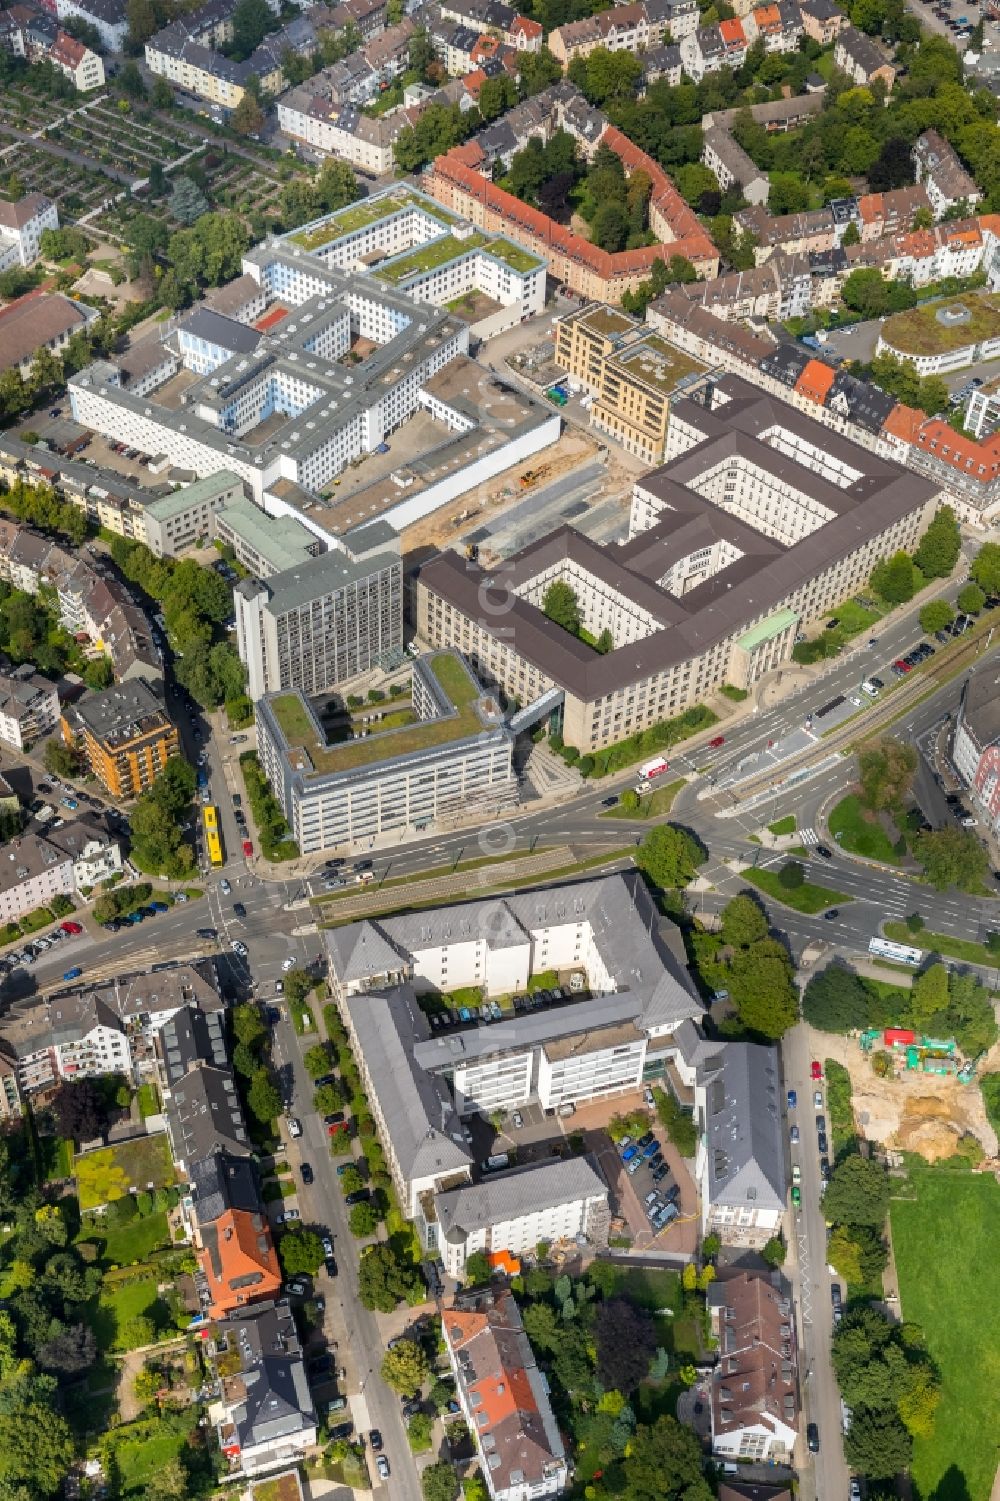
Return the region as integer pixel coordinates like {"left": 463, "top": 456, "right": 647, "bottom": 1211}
{"left": 203, "top": 804, "right": 224, "bottom": 867}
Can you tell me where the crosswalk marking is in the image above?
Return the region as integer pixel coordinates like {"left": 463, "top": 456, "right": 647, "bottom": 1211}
{"left": 799, "top": 828, "right": 819, "bottom": 845}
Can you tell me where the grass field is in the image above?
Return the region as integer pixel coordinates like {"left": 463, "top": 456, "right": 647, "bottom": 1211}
{"left": 76, "top": 1134, "right": 174, "bottom": 1209}
{"left": 95, "top": 1212, "right": 170, "bottom": 1265}
{"left": 828, "top": 795, "right": 904, "bottom": 863}
{"left": 767, "top": 815, "right": 797, "bottom": 836}
{"left": 745, "top": 867, "right": 849, "bottom": 915}
{"left": 601, "top": 780, "right": 684, "bottom": 821}
{"left": 891, "top": 1168, "right": 1000, "bottom": 1501}
{"left": 93, "top": 1276, "right": 167, "bottom": 1351}
{"left": 137, "top": 1083, "right": 159, "bottom": 1119}
{"left": 883, "top": 921, "right": 995, "bottom": 967}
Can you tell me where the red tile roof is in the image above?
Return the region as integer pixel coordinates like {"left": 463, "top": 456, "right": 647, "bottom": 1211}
{"left": 882, "top": 403, "right": 924, "bottom": 444}
{"left": 794, "top": 358, "right": 836, "bottom": 404}
{"left": 719, "top": 17, "right": 746, "bottom": 42}
{"left": 430, "top": 125, "right": 717, "bottom": 283}
{"left": 511, "top": 13, "right": 542, "bottom": 36}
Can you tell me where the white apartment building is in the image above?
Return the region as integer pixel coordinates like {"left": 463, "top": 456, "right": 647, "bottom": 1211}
{"left": 69, "top": 242, "right": 471, "bottom": 506}
{"left": 0, "top": 668, "right": 60, "bottom": 750}
{"left": 693, "top": 1043, "right": 786, "bottom": 1248}
{"left": 141, "top": 471, "right": 245, "bottom": 558}
{"left": 54, "top": 0, "right": 127, "bottom": 52}
{"left": 0, "top": 194, "right": 58, "bottom": 271}
{"left": 48, "top": 30, "right": 105, "bottom": 89}
{"left": 326, "top": 872, "right": 704, "bottom": 1216}
{"left": 0, "top": 820, "right": 123, "bottom": 925}
{"left": 2, "top": 991, "right": 132, "bottom": 1094}
{"left": 433, "top": 1157, "right": 610, "bottom": 1276}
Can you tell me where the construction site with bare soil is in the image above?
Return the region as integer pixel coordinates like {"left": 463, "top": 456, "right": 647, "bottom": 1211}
{"left": 819, "top": 1027, "right": 1000, "bottom": 1163}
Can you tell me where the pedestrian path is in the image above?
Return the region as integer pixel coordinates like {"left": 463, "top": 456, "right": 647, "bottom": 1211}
{"left": 799, "top": 827, "right": 819, "bottom": 845}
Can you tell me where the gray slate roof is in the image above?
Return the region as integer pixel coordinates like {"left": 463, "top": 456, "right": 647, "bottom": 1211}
{"left": 703, "top": 1043, "right": 786, "bottom": 1212}
{"left": 435, "top": 1156, "right": 607, "bottom": 1242}
{"left": 344, "top": 982, "right": 472, "bottom": 1183}
{"left": 218, "top": 1300, "right": 315, "bottom": 1450}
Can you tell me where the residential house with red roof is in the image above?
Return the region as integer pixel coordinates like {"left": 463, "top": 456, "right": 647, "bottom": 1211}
{"left": 707, "top": 1271, "right": 799, "bottom": 1462}
{"left": 444, "top": 1289, "right": 569, "bottom": 1501}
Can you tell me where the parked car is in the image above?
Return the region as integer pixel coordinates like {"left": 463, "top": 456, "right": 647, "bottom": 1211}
{"left": 62, "top": 967, "right": 82, "bottom": 981}
{"left": 369, "top": 1430, "right": 383, "bottom": 1452}
{"left": 376, "top": 1457, "right": 390, "bottom": 1481}
{"left": 807, "top": 1423, "right": 820, "bottom": 1453}
{"left": 789, "top": 1125, "right": 800, "bottom": 1144}
{"left": 60, "top": 921, "right": 82, "bottom": 935}
{"left": 233, "top": 902, "right": 246, "bottom": 919}
{"left": 811, "top": 1061, "right": 823, "bottom": 1080}
{"left": 288, "top": 1118, "right": 303, "bottom": 1139}
{"left": 300, "top": 1163, "right": 314, "bottom": 1185}
{"left": 708, "top": 735, "right": 725, "bottom": 748}
{"left": 787, "top": 1089, "right": 797, "bottom": 1109}
{"left": 814, "top": 1089, "right": 823, "bottom": 1109}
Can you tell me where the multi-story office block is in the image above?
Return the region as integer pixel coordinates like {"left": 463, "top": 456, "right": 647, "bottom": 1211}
{"left": 256, "top": 649, "right": 515, "bottom": 852}
{"left": 417, "top": 377, "right": 941, "bottom": 753}
{"left": 234, "top": 528, "right": 402, "bottom": 701}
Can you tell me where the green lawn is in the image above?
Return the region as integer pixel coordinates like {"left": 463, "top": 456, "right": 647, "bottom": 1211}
{"left": 93, "top": 1276, "right": 167, "bottom": 1351}
{"left": 76, "top": 1134, "right": 174, "bottom": 1209}
{"left": 96, "top": 1212, "right": 170, "bottom": 1265}
{"left": 891, "top": 1168, "right": 1000, "bottom": 1501}
{"left": 745, "top": 867, "right": 850, "bottom": 915}
{"left": 828, "top": 794, "right": 904, "bottom": 863}
{"left": 767, "top": 815, "right": 797, "bottom": 837}
{"left": 601, "top": 780, "right": 684, "bottom": 821}
{"left": 137, "top": 1083, "right": 159, "bottom": 1120}
{"left": 883, "top": 921, "right": 995, "bottom": 967}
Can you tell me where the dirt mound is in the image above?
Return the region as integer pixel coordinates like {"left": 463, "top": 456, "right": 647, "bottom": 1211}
{"left": 895, "top": 1094, "right": 965, "bottom": 1161}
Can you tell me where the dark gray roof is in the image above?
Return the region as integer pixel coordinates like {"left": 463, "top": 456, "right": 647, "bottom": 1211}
{"left": 190, "top": 1150, "right": 262, "bottom": 1223}
{"left": 703, "top": 1043, "right": 786, "bottom": 1212}
{"left": 160, "top": 1002, "right": 228, "bottom": 1086}
{"left": 217, "top": 1300, "right": 315, "bottom": 1450}
{"left": 167, "top": 1063, "right": 249, "bottom": 1163}
{"left": 435, "top": 1157, "right": 607, "bottom": 1240}
{"left": 418, "top": 377, "right": 935, "bottom": 702}
{"left": 959, "top": 661, "right": 1000, "bottom": 749}
{"left": 179, "top": 307, "right": 262, "bottom": 356}
{"left": 343, "top": 983, "right": 472, "bottom": 1184}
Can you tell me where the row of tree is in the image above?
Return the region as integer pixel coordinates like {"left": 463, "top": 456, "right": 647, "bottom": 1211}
{"left": 804, "top": 957, "right": 997, "bottom": 1055}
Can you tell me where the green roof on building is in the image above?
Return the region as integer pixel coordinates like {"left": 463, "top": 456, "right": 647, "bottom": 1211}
{"left": 144, "top": 470, "right": 242, "bottom": 521}
{"left": 737, "top": 609, "right": 799, "bottom": 653}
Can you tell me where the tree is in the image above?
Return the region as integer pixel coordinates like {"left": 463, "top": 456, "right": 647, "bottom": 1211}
{"left": 871, "top": 551, "right": 916, "bottom": 605}
{"left": 918, "top": 599, "right": 955, "bottom": 634}
{"left": 760, "top": 1235, "right": 785, "bottom": 1266}
{"left": 44, "top": 739, "right": 81, "bottom": 778}
{"left": 230, "top": 0, "right": 273, "bottom": 56}
{"left": 622, "top": 1415, "right": 714, "bottom": 1501}
{"left": 720, "top": 893, "right": 768, "bottom": 948}
{"left": 151, "top": 75, "right": 174, "bottom": 109}
{"left": 121, "top": 1315, "right": 156, "bottom": 1348}
{"left": 338, "top": 1166, "right": 365, "bottom": 1197}
{"left": 542, "top": 579, "right": 581, "bottom": 635}
{"left": 635, "top": 824, "right": 706, "bottom": 890}
{"left": 843, "top": 1407, "right": 913, "bottom": 1479}
{"left": 37, "top": 1322, "right": 96, "bottom": 1373}
{"left": 117, "top": 59, "right": 146, "bottom": 98}
{"left": 858, "top": 737, "right": 917, "bottom": 812}
{"left": 594, "top": 1298, "right": 656, "bottom": 1394}
{"left": 279, "top": 1229, "right": 324, "bottom": 1276}
{"left": 464, "top": 1250, "right": 492, "bottom": 1285}
{"left": 303, "top": 1043, "right": 332, "bottom": 1079}
{"left": 422, "top": 1462, "right": 459, "bottom": 1501}
{"left": 358, "top": 1243, "right": 422, "bottom": 1312}
{"left": 49, "top": 1079, "right": 107, "bottom": 1143}
{"left": 0, "top": 1375, "right": 75, "bottom": 1497}
{"left": 126, "top": 0, "right": 157, "bottom": 48}
{"left": 971, "top": 541, "right": 1000, "bottom": 596}
{"left": 728, "top": 940, "right": 800, "bottom": 1039}
{"left": 169, "top": 175, "right": 209, "bottom": 226}
{"left": 897, "top": 1363, "right": 941, "bottom": 1438}
{"left": 958, "top": 581, "right": 985, "bottom": 615}
{"left": 803, "top": 964, "right": 872, "bottom": 1032}
{"left": 619, "top": 788, "right": 640, "bottom": 814}
{"left": 144, "top": 1458, "right": 190, "bottom": 1501}
{"left": 381, "top": 1339, "right": 429, "bottom": 1396}
{"left": 823, "top": 1154, "right": 889, "bottom": 1228}
{"left": 232, "top": 1001, "right": 267, "bottom": 1051}
{"left": 246, "top": 1067, "right": 282, "bottom": 1125}
{"left": 348, "top": 1201, "right": 378, "bottom": 1237}
{"left": 915, "top": 827, "right": 989, "bottom": 892}
{"left": 778, "top": 859, "right": 804, "bottom": 890}
{"left": 914, "top": 506, "right": 961, "bottom": 579}
{"left": 232, "top": 89, "right": 265, "bottom": 137}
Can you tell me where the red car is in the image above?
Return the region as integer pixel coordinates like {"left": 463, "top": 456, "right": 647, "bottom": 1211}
{"left": 709, "top": 736, "right": 726, "bottom": 748}
{"left": 60, "top": 920, "right": 82, "bottom": 935}
{"left": 894, "top": 658, "right": 911, "bottom": 673}
{"left": 242, "top": 839, "right": 254, "bottom": 857}
{"left": 810, "top": 1060, "right": 823, "bottom": 1081}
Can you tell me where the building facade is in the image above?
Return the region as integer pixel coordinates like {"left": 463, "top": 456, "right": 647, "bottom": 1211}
{"left": 416, "top": 377, "right": 939, "bottom": 755}
{"left": 61, "top": 679, "right": 180, "bottom": 799}
{"left": 0, "top": 667, "right": 60, "bottom": 750}
{"left": 235, "top": 533, "right": 403, "bottom": 702}
{"left": 952, "top": 664, "right": 1000, "bottom": 836}
{"left": 256, "top": 650, "right": 516, "bottom": 853}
